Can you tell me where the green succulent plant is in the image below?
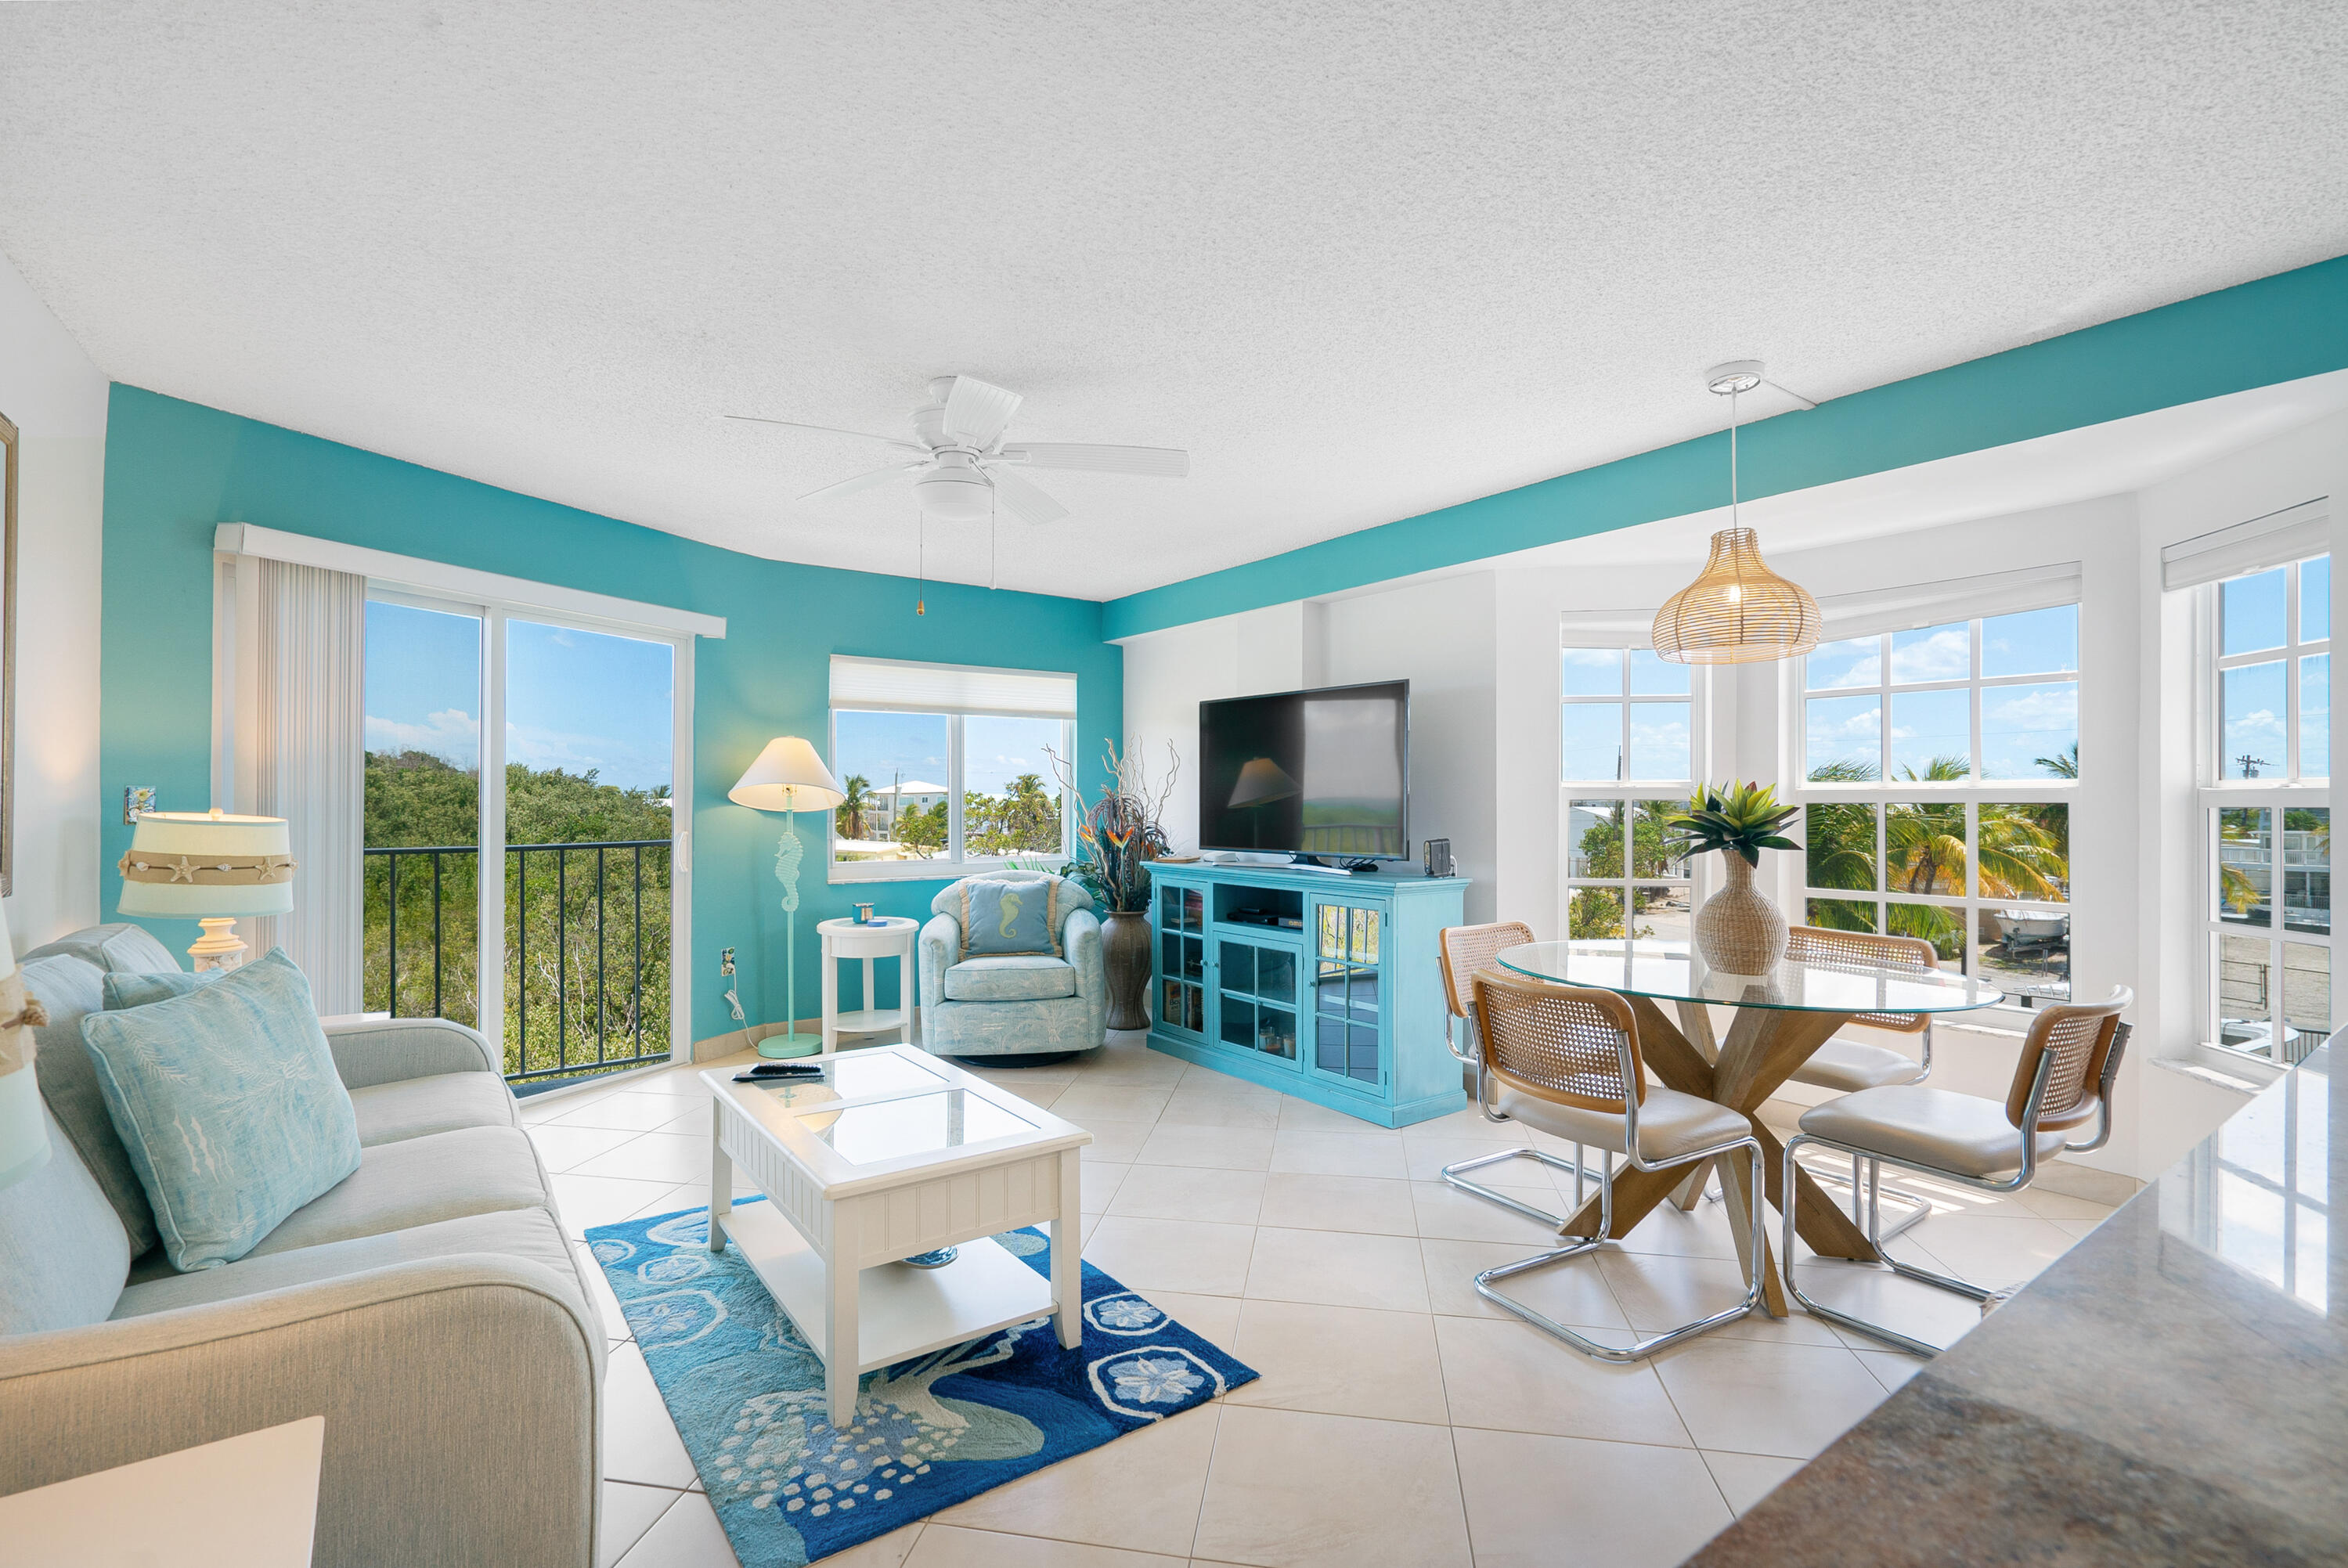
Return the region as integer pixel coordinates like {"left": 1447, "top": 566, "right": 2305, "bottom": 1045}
{"left": 1667, "top": 781, "right": 1802, "bottom": 867}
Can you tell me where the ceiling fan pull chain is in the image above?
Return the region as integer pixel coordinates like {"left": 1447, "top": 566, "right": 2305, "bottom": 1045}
{"left": 916, "top": 508, "right": 926, "bottom": 616}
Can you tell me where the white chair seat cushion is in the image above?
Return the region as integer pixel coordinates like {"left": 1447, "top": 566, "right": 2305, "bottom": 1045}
{"left": 1498, "top": 1085, "right": 1750, "bottom": 1162}
{"left": 1787, "top": 1038, "right": 1923, "bottom": 1094}
{"left": 943, "top": 956, "right": 1079, "bottom": 1002}
{"left": 1798, "top": 1085, "right": 2067, "bottom": 1178}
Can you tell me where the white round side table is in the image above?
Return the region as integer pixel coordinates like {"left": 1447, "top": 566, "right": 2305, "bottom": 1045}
{"left": 817, "top": 916, "right": 921, "bottom": 1050}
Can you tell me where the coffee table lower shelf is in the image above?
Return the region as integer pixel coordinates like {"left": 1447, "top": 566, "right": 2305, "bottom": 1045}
{"left": 721, "top": 1202, "right": 1055, "bottom": 1375}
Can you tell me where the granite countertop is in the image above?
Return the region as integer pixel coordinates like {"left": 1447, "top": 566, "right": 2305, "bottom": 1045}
{"left": 1689, "top": 1044, "right": 2346, "bottom": 1566}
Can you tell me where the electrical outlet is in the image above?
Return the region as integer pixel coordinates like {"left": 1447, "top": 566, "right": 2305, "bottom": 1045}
{"left": 720, "top": 946, "right": 736, "bottom": 976}
{"left": 124, "top": 787, "right": 156, "bottom": 824}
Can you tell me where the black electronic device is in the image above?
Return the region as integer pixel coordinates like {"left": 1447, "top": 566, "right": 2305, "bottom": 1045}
{"left": 1198, "top": 680, "right": 1408, "bottom": 866}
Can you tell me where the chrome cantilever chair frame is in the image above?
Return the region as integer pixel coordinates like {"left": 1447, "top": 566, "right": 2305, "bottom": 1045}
{"left": 1780, "top": 926, "right": 1943, "bottom": 1238}
{"left": 1444, "top": 1003, "right": 1603, "bottom": 1219}
{"left": 1467, "top": 974, "right": 1770, "bottom": 1364}
{"left": 1437, "top": 923, "right": 1601, "bottom": 1227}
{"left": 1783, "top": 1013, "right": 2130, "bottom": 1358}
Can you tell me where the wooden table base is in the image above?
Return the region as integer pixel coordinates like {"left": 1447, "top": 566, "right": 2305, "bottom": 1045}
{"left": 1558, "top": 993, "right": 1881, "bottom": 1317}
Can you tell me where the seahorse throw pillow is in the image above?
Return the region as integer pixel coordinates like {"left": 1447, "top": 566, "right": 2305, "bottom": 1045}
{"left": 959, "top": 878, "right": 1062, "bottom": 959}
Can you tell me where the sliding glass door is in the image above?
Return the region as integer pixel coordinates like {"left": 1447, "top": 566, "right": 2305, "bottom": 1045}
{"left": 363, "top": 595, "right": 686, "bottom": 1087}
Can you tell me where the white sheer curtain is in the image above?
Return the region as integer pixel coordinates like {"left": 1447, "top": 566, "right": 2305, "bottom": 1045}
{"left": 222, "top": 557, "right": 366, "bottom": 1011}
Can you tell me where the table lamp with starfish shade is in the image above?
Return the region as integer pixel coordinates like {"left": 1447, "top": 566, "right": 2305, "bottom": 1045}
{"left": 115, "top": 809, "right": 297, "bottom": 971}
{"left": 730, "top": 737, "right": 846, "bottom": 1059}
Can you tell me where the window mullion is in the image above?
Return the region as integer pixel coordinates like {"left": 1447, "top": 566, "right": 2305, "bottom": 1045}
{"left": 947, "top": 714, "right": 965, "bottom": 860}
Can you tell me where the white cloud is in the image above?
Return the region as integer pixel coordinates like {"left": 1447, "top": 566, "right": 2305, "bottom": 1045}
{"left": 367, "top": 708, "right": 479, "bottom": 766}
{"left": 1890, "top": 627, "right": 1969, "bottom": 682}
{"left": 1984, "top": 686, "right": 2079, "bottom": 731}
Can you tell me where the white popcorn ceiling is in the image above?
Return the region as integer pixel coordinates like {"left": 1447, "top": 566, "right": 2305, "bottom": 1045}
{"left": 0, "top": 2, "right": 2342, "bottom": 600}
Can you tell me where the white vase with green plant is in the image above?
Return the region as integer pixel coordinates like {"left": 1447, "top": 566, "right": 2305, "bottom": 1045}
{"left": 1668, "top": 782, "right": 1802, "bottom": 975}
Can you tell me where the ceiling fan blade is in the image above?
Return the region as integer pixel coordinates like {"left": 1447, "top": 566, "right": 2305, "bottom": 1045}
{"left": 798, "top": 460, "right": 928, "bottom": 505}
{"left": 997, "top": 442, "right": 1189, "bottom": 478}
{"left": 727, "top": 414, "right": 925, "bottom": 452}
{"left": 940, "top": 376, "right": 1023, "bottom": 449}
{"left": 986, "top": 465, "right": 1069, "bottom": 526}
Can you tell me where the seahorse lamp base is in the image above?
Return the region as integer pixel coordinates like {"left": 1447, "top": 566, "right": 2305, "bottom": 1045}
{"left": 757, "top": 817, "right": 820, "bottom": 1058}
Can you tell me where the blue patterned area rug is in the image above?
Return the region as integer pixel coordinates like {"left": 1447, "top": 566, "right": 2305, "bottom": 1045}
{"left": 586, "top": 1203, "right": 1258, "bottom": 1566}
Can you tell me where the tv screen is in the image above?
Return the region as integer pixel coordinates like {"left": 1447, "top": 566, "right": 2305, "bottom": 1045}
{"left": 1198, "top": 681, "right": 1408, "bottom": 860}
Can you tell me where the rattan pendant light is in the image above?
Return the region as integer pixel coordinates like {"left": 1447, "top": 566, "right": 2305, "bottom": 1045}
{"left": 1652, "top": 362, "right": 1821, "bottom": 664}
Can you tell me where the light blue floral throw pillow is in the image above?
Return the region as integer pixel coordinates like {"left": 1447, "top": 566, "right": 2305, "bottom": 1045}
{"left": 80, "top": 950, "right": 362, "bottom": 1271}
{"left": 959, "top": 878, "right": 1062, "bottom": 958}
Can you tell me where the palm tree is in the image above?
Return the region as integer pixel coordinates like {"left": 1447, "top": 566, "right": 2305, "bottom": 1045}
{"left": 1799, "top": 755, "right": 2068, "bottom": 954}
{"left": 2034, "top": 741, "right": 2079, "bottom": 779}
{"left": 835, "top": 774, "right": 871, "bottom": 841}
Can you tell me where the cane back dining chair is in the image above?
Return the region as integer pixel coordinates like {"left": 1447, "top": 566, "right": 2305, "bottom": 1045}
{"left": 1466, "top": 968, "right": 1768, "bottom": 1362}
{"left": 1780, "top": 925, "right": 1939, "bottom": 1231}
{"left": 1437, "top": 922, "right": 1598, "bottom": 1223}
{"left": 1782, "top": 985, "right": 2133, "bottom": 1357}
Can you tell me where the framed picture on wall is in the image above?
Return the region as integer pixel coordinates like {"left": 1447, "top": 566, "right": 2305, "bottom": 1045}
{"left": 1, "top": 409, "right": 15, "bottom": 896}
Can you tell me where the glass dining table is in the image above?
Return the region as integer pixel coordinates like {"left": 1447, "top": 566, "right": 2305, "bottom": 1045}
{"left": 1495, "top": 938, "right": 2004, "bottom": 1316}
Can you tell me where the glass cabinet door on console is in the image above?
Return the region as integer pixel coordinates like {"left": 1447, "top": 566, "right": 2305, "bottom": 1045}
{"left": 1158, "top": 883, "right": 1206, "bottom": 1035}
{"left": 1311, "top": 902, "right": 1385, "bottom": 1089}
{"left": 1216, "top": 936, "right": 1300, "bottom": 1064}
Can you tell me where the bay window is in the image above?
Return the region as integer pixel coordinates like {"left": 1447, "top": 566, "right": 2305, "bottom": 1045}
{"left": 1560, "top": 636, "right": 1701, "bottom": 942}
{"left": 2196, "top": 551, "right": 2332, "bottom": 1064}
{"left": 1796, "top": 574, "right": 2079, "bottom": 1010}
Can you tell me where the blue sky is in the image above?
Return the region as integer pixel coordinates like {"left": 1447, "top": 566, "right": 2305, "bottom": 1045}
{"left": 365, "top": 602, "right": 675, "bottom": 791}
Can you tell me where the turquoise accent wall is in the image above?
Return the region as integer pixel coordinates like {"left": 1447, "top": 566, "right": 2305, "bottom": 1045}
{"left": 1103, "top": 252, "right": 2348, "bottom": 640}
{"left": 98, "top": 385, "right": 1122, "bottom": 1043}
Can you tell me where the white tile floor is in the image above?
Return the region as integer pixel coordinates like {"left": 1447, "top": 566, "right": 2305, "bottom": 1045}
{"left": 525, "top": 1034, "right": 2123, "bottom": 1568}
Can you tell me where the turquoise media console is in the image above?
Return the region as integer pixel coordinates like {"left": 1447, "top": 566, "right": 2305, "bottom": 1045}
{"left": 1146, "top": 862, "right": 1470, "bottom": 1127}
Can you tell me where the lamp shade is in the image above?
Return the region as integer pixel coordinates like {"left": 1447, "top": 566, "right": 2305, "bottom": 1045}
{"left": 1651, "top": 527, "right": 1822, "bottom": 665}
{"left": 116, "top": 809, "right": 297, "bottom": 919}
{"left": 0, "top": 895, "right": 51, "bottom": 1192}
{"left": 729, "top": 737, "right": 846, "bottom": 814}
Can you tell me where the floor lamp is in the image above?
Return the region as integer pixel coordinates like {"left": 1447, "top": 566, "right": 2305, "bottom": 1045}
{"left": 730, "top": 737, "right": 846, "bottom": 1060}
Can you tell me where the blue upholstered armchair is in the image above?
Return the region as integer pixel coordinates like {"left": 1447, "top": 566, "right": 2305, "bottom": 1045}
{"left": 918, "top": 869, "right": 1106, "bottom": 1059}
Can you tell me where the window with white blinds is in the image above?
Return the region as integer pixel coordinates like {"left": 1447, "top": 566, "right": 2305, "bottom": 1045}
{"left": 828, "top": 657, "right": 1077, "bottom": 879}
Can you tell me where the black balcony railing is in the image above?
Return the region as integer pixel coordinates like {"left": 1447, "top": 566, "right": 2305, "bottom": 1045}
{"left": 363, "top": 839, "right": 673, "bottom": 1086}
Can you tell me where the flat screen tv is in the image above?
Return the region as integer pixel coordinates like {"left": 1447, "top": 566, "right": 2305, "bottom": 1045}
{"left": 1198, "top": 681, "right": 1408, "bottom": 863}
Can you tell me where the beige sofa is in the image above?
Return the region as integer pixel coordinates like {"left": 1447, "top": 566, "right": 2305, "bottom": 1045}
{"left": 0, "top": 926, "right": 603, "bottom": 1566}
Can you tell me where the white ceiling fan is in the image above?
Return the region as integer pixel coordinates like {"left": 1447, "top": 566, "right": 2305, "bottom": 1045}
{"left": 728, "top": 374, "right": 1189, "bottom": 526}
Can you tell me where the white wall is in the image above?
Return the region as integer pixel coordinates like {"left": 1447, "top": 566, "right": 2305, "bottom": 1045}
{"left": 1116, "top": 579, "right": 1498, "bottom": 917}
{"left": 0, "top": 253, "right": 108, "bottom": 949}
{"left": 1323, "top": 572, "right": 1496, "bottom": 921}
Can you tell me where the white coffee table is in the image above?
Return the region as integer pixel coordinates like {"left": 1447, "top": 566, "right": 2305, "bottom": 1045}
{"left": 704, "top": 1044, "right": 1091, "bottom": 1426}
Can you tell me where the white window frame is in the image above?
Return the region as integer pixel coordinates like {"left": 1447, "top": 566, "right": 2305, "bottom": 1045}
{"left": 212, "top": 524, "right": 711, "bottom": 1065}
{"left": 2196, "top": 552, "right": 2333, "bottom": 1067}
{"left": 1558, "top": 618, "right": 1710, "bottom": 941}
{"left": 826, "top": 658, "right": 1077, "bottom": 885}
{"left": 1793, "top": 593, "right": 2080, "bottom": 1020}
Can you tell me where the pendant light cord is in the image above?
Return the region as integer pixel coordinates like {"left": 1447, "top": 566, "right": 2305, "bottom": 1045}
{"left": 1729, "top": 386, "right": 1740, "bottom": 527}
